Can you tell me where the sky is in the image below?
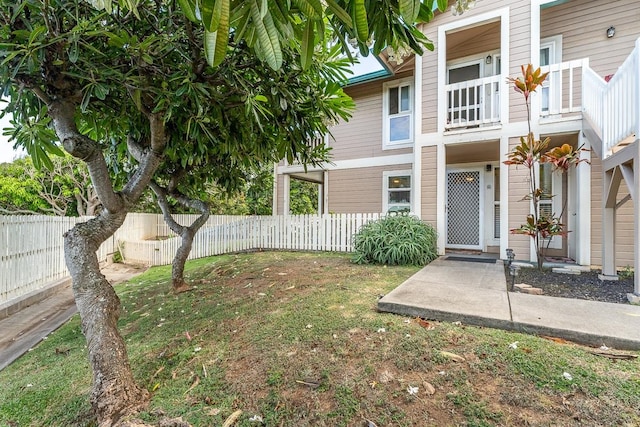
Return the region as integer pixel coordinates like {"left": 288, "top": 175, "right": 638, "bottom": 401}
{"left": 0, "top": 109, "right": 21, "bottom": 163}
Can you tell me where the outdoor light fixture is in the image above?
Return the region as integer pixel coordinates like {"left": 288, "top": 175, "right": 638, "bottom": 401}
{"left": 485, "top": 55, "right": 492, "bottom": 65}
{"left": 607, "top": 26, "right": 615, "bottom": 38}
{"left": 506, "top": 248, "right": 515, "bottom": 266}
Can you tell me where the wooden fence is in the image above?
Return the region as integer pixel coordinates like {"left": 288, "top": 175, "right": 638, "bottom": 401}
{"left": 0, "top": 213, "right": 381, "bottom": 305}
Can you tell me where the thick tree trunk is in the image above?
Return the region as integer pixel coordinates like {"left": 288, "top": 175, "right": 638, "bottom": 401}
{"left": 64, "top": 211, "right": 150, "bottom": 426}
{"left": 150, "top": 182, "right": 209, "bottom": 292}
{"left": 46, "top": 99, "right": 165, "bottom": 425}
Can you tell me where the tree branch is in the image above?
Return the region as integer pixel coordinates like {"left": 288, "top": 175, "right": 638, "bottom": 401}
{"left": 121, "top": 113, "right": 166, "bottom": 203}
{"left": 48, "top": 99, "right": 123, "bottom": 213}
{"left": 149, "top": 181, "right": 184, "bottom": 235}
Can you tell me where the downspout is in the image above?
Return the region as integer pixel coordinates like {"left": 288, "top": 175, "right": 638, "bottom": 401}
{"left": 413, "top": 52, "right": 423, "bottom": 218}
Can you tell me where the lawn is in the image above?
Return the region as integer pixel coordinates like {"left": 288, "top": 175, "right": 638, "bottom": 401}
{"left": 1, "top": 251, "right": 639, "bottom": 426}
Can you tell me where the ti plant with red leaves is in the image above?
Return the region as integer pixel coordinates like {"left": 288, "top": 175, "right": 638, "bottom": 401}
{"left": 505, "top": 65, "right": 589, "bottom": 270}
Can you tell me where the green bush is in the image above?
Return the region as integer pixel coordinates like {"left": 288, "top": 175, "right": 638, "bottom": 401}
{"left": 352, "top": 214, "right": 438, "bottom": 266}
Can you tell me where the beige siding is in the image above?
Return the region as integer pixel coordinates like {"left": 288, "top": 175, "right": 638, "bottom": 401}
{"left": 589, "top": 155, "right": 636, "bottom": 269}
{"left": 615, "top": 182, "right": 635, "bottom": 267}
{"left": 447, "top": 21, "right": 501, "bottom": 62}
{"left": 421, "top": 146, "right": 438, "bottom": 225}
{"left": 329, "top": 73, "right": 413, "bottom": 162}
{"left": 276, "top": 174, "right": 285, "bottom": 215}
{"left": 327, "top": 165, "right": 412, "bottom": 213}
{"left": 541, "top": 0, "right": 640, "bottom": 78}
{"left": 420, "top": 0, "right": 533, "bottom": 133}
{"left": 508, "top": 0, "right": 532, "bottom": 124}
{"left": 507, "top": 137, "right": 531, "bottom": 260}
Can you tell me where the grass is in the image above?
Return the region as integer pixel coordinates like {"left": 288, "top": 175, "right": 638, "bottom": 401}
{"left": 1, "top": 251, "right": 639, "bottom": 426}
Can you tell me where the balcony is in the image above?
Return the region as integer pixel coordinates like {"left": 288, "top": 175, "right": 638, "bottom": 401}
{"left": 539, "top": 59, "right": 586, "bottom": 119}
{"left": 445, "top": 75, "right": 502, "bottom": 130}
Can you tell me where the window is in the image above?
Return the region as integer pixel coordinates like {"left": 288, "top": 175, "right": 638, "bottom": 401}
{"left": 540, "top": 36, "right": 562, "bottom": 114}
{"left": 383, "top": 79, "right": 413, "bottom": 148}
{"left": 538, "top": 163, "right": 562, "bottom": 249}
{"left": 383, "top": 171, "right": 412, "bottom": 213}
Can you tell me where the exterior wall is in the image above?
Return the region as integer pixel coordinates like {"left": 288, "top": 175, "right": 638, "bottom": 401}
{"left": 588, "top": 155, "right": 635, "bottom": 269}
{"left": 507, "top": 136, "right": 531, "bottom": 260}
{"left": 420, "top": 0, "right": 532, "bottom": 134}
{"left": 327, "top": 165, "right": 412, "bottom": 213}
{"left": 447, "top": 21, "right": 501, "bottom": 62}
{"left": 541, "top": 0, "right": 640, "bottom": 78}
{"left": 615, "top": 181, "right": 635, "bottom": 267}
{"left": 590, "top": 155, "right": 603, "bottom": 266}
{"left": 507, "top": 0, "right": 532, "bottom": 124}
{"left": 421, "top": 146, "right": 438, "bottom": 225}
{"left": 275, "top": 0, "right": 640, "bottom": 269}
{"left": 329, "top": 72, "right": 413, "bottom": 162}
{"left": 275, "top": 174, "right": 285, "bottom": 215}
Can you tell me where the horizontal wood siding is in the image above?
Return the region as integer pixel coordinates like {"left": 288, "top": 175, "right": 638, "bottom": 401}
{"left": 508, "top": 0, "right": 532, "bottom": 124}
{"left": 421, "top": 146, "right": 438, "bottom": 226}
{"left": 276, "top": 174, "right": 284, "bottom": 215}
{"left": 330, "top": 74, "right": 413, "bottom": 162}
{"left": 328, "top": 165, "right": 412, "bottom": 213}
{"left": 615, "top": 181, "right": 635, "bottom": 267}
{"left": 506, "top": 137, "right": 531, "bottom": 260}
{"left": 421, "top": 0, "right": 532, "bottom": 132}
{"left": 541, "top": 0, "right": 640, "bottom": 78}
{"left": 589, "top": 155, "right": 635, "bottom": 269}
{"left": 447, "top": 21, "right": 501, "bottom": 62}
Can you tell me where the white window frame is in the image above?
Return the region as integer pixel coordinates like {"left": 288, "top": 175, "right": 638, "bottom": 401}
{"left": 540, "top": 35, "right": 562, "bottom": 114}
{"left": 382, "top": 78, "right": 414, "bottom": 150}
{"left": 382, "top": 170, "right": 412, "bottom": 213}
{"left": 538, "top": 162, "right": 563, "bottom": 249}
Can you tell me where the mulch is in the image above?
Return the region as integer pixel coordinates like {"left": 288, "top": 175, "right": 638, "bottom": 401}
{"left": 507, "top": 266, "right": 635, "bottom": 304}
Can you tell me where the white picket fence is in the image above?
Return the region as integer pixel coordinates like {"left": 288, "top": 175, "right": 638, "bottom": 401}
{"left": 0, "top": 213, "right": 381, "bottom": 305}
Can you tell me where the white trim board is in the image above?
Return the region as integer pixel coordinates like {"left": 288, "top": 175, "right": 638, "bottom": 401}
{"left": 277, "top": 153, "right": 414, "bottom": 174}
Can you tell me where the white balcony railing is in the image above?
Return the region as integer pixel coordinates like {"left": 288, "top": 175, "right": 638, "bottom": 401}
{"left": 583, "top": 38, "right": 640, "bottom": 158}
{"left": 445, "top": 74, "right": 501, "bottom": 130}
{"left": 539, "top": 58, "right": 587, "bottom": 118}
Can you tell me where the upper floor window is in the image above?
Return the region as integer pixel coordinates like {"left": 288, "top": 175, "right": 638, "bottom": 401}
{"left": 383, "top": 171, "right": 412, "bottom": 213}
{"left": 383, "top": 79, "right": 413, "bottom": 149}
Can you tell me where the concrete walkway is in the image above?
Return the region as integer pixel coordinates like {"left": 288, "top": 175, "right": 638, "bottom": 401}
{"left": 0, "top": 263, "right": 146, "bottom": 371}
{"left": 378, "top": 256, "right": 640, "bottom": 350}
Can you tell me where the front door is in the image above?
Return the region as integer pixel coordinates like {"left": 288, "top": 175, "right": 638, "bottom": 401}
{"left": 446, "top": 169, "right": 482, "bottom": 249}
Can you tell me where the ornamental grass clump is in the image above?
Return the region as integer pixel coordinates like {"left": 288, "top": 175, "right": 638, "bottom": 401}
{"left": 352, "top": 214, "right": 438, "bottom": 266}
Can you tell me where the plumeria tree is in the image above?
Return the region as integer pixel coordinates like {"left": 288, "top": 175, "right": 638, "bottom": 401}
{"left": 505, "top": 65, "right": 588, "bottom": 270}
{"left": 0, "top": 1, "right": 446, "bottom": 424}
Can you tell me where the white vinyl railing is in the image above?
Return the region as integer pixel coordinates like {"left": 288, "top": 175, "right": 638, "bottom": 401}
{"left": 445, "top": 74, "right": 501, "bottom": 129}
{"left": 605, "top": 38, "right": 639, "bottom": 157}
{"left": 539, "top": 58, "right": 587, "bottom": 117}
{"left": 583, "top": 38, "right": 640, "bottom": 158}
{"left": 0, "top": 213, "right": 382, "bottom": 305}
{"left": 582, "top": 65, "right": 607, "bottom": 138}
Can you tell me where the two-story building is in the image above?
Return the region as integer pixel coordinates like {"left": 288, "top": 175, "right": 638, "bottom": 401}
{"left": 274, "top": 0, "right": 640, "bottom": 299}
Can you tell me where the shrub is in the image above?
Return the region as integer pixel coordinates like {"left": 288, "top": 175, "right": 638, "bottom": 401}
{"left": 352, "top": 214, "right": 438, "bottom": 266}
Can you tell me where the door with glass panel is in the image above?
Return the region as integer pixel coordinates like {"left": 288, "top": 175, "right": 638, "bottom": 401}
{"left": 446, "top": 169, "right": 482, "bottom": 249}
{"left": 447, "top": 63, "right": 481, "bottom": 125}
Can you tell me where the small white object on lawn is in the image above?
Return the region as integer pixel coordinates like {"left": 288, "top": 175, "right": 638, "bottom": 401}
{"left": 407, "top": 385, "right": 419, "bottom": 396}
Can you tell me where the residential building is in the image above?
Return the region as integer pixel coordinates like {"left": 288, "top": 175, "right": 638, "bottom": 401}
{"left": 274, "top": 0, "right": 640, "bottom": 298}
